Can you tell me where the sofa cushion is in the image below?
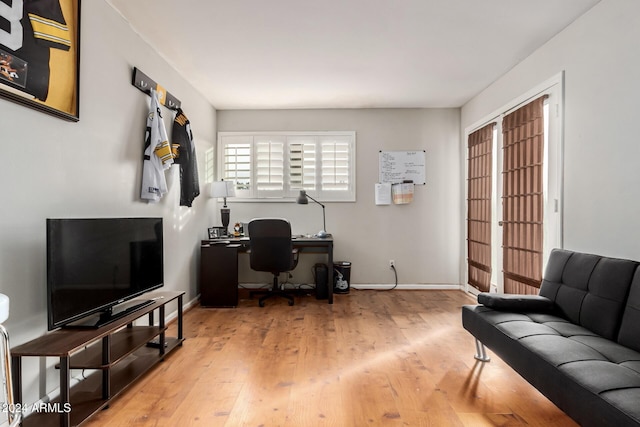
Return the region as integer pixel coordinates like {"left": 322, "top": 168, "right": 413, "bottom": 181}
{"left": 520, "top": 335, "right": 607, "bottom": 366}
{"left": 581, "top": 257, "right": 639, "bottom": 338}
{"left": 571, "top": 335, "right": 640, "bottom": 366}
{"left": 559, "top": 359, "right": 640, "bottom": 424}
{"left": 539, "top": 249, "right": 638, "bottom": 340}
{"left": 617, "top": 269, "right": 640, "bottom": 352}
{"left": 563, "top": 359, "right": 640, "bottom": 386}
{"left": 599, "top": 389, "right": 640, "bottom": 426}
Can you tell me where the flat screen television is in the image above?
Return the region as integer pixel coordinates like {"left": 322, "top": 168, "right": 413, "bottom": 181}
{"left": 47, "top": 217, "right": 164, "bottom": 330}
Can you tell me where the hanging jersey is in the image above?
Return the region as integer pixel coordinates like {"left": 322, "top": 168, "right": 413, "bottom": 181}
{"left": 0, "top": 0, "right": 71, "bottom": 101}
{"left": 172, "top": 108, "right": 200, "bottom": 207}
{"left": 141, "top": 89, "right": 172, "bottom": 202}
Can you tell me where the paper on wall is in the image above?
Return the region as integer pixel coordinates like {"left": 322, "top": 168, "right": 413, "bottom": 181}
{"left": 375, "top": 183, "right": 392, "bottom": 205}
{"left": 392, "top": 183, "right": 414, "bottom": 204}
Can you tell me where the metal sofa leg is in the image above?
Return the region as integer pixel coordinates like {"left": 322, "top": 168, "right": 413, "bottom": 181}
{"left": 474, "top": 338, "right": 491, "bottom": 362}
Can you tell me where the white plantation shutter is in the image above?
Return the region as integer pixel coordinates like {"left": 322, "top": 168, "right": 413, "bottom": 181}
{"left": 288, "top": 137, "right": 317, "bottom": 194}
{"left": 218, "top": 132, "right": 355, "bottom": 201}
{"left": 222, "top": 136, "right": 252, "bottom": 193}
{"left": 321, "top": 137, "right": 351, "bottom": 192}
{"left": 255, "top": 138, "right": 284, "bottom": 195}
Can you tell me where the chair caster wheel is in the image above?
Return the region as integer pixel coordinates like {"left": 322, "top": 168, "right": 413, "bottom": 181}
{"left": 259, "top": 301, "right": 265, "bottom": 307}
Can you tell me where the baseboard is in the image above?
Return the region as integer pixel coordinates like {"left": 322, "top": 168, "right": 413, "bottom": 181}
{"left": 351, "top": 284, "right": 463, "bottom": 290}
{"left": 238, "top": 283, "right": 312, "bottom": 290}
{"left": 236, "top": 283, "right": 463, "bottom": 291}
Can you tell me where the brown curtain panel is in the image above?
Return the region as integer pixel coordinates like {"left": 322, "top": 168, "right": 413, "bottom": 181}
{"left": 501, "top": 96, "right": 547, "bottom": 295}
{"left": 467, "top": 123, "right": 495, "bottom": 292}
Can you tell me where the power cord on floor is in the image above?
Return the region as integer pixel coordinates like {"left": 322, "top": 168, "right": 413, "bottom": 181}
{"left": 379, "top": 264, "right": 398, "bottom": 291}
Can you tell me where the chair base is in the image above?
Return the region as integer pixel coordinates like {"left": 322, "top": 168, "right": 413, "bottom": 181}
{"left": 250, "top": 289, "right": 294, "bottom": 307}
{"left": 250, "top": 276, "right": 295, "bottom": 307}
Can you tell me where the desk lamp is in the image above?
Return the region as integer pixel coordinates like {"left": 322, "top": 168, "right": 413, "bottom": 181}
{"left": 296, "top": 190, "right": 329, "bottom": 238}
{"left": 210, "top": 180, "right": 236, "bottom": 235}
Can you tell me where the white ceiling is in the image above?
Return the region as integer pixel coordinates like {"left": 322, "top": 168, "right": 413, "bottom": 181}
{"left": 106, "top": 0, "right": 600, "bottom": 110}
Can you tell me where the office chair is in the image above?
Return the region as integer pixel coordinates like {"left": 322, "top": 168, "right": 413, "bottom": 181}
{"left": 248, "top": 218, "right": 299, "bottom": 307}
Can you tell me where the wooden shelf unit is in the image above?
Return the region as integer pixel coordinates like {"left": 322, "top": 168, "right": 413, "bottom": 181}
{"left": 11, "top": 291, "right": 184, "bottom": 427}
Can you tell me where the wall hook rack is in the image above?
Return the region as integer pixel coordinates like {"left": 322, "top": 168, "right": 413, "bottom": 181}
{"left": 132, "top": 67, "right": 181, "bottom": 110}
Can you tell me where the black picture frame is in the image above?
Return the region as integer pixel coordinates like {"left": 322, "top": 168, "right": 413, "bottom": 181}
{"left": 208, "top": 227, "right": 227, "bottom": 239}
{"left": 208, "top": 228, "right": 220, "bottom": 239}
{"left": 0, "top": 0, "right": 81, "bottom": 121}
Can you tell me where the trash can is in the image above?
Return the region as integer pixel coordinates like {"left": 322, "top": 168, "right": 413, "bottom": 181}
{"left": 333, "top": 261, "right": 351, "bottom": 294}
{"left": 313, "top": 263, "right": 328, "bottom": 299}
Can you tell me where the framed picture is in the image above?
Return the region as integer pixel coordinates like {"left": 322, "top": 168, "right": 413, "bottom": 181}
{"left": 208, "top": 228, "right": 219, "bottom": 239}
{"left": 208, "top": 227, "right": 228, "bottom": 239}
{"left": 0, "top": 0, "right": 81, "bottom": 121}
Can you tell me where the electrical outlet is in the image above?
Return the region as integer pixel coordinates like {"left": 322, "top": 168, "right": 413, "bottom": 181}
{"left": 389, "top": 260, "right": 395, "bottom": 268}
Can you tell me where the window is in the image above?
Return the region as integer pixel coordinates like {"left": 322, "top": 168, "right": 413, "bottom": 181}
{"left": 218, "top": 132, "right": 356, "bottom": 201}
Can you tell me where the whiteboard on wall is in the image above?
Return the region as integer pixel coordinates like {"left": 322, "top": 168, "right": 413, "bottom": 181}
{"left": 379, "top": 150, "right": 426, "bottom": 185}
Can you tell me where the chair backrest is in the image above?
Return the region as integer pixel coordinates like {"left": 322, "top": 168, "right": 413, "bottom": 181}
{"left": 248, "top": 218, "right": 295, "bottom": 274}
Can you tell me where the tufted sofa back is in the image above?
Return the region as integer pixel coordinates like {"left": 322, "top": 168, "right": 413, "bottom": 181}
{"left": 617, "top": 271, "right": 640, "bottom": 352}
{"left": 539, "top": 249, "right": 639, "bottom": 341}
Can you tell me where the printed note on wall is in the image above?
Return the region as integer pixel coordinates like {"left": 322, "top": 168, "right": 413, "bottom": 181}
{"left": 379, "top": 150, "right": 426, "bottom": 185}
{"left": 375, "top": 183, "right": 392, "bottom": 205}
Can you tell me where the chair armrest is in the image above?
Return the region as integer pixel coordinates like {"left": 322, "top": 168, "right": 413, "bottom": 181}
{"left": 292, "top": 248, "right": 299, "bottom": 268}
{"left": 477, "top": 293, "right": 555, "bottom": 312}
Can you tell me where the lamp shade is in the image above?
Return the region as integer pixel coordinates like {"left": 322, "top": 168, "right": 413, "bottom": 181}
{"left": 210, "top": 181, "right": 236, "bottom": 199}
{"left": 296, "top": 190, "right": 309, "bottom": 204}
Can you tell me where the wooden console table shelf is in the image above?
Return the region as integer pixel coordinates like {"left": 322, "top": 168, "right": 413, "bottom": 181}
{"left": 11, "top": 291, "right": 184, "bottom": 427}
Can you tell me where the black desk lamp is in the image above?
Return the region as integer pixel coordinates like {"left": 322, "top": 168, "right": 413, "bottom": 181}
{"left": 210, "top": 180, "right": 236, "bottom": 235}
{"left": 296, "top": 190, "right": 329, "bottom": 238}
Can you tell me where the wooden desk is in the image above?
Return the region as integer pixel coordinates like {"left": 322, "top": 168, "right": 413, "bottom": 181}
{"left": 200, "top": 237, "right": 334, "bottom": 305}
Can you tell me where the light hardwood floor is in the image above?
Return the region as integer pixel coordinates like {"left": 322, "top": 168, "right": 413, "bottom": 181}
{"left": 83, "top": 290, "right": 577, "bottom": 426}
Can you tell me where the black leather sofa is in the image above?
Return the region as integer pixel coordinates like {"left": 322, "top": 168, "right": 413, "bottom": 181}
{"left": 462, "top": 249, "right": 640, "bottom": 427}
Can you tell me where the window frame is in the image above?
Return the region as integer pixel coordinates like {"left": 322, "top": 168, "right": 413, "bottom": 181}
{"left": 463, "top": 72, "right": 564, "bottom": 295}
{"left": 217, "top": 131, "right": 356, "bottom": 202}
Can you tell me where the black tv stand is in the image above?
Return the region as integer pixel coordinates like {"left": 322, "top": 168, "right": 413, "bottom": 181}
{"left": 63, "top": 299, "right": 155, "bottom": 329}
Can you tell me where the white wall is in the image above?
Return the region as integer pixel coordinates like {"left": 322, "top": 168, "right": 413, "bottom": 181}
{"left": 217, "top": 108, "right": 461, "bottom": 287}
{"left": 462, "top": 0, "right": 640, "bottom": 261}
{"left": 1, "top": 0, "right": 215, "bottom": 405}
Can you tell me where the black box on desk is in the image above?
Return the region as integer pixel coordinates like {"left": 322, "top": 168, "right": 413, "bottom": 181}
{"left": 314, "top": 263, "right": 328, "bottom": 299}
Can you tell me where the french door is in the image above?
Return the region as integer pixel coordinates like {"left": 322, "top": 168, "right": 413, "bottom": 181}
{"left": 467, "top": 81, "right": 562, "bottom": 295}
